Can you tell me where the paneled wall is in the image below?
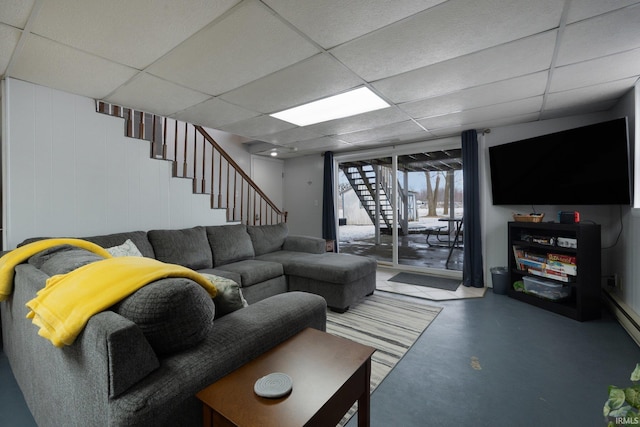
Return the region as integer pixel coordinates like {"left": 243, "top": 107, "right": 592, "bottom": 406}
{"left": 2, "top": 78, "right": 232, "bottom": 249}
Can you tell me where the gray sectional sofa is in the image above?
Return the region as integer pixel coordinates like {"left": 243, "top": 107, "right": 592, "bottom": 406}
{"left": 0, "top": 222, "right": 376, "bottom": 426}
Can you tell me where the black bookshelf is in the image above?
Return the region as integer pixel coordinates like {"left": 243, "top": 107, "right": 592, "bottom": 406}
{"left": 507, "top": 221, "right": 601, "bottom": 321}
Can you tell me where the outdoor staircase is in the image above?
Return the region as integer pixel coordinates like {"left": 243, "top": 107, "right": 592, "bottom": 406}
{"left": 340, "top": 163, "right": 407, "bottom": 235}
{"left": 96, "top": 101, "right": 286, "bottom": 225}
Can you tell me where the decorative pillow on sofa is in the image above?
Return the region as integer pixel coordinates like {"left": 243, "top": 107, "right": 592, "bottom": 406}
{"left": 147, "top": 226, "right": 213, "bottom": 270}
{"left": 247, "top": 222, "right": 288, "bottom": 256}
{"left": 28, "top": 245, "right": 104, "bottom": 276}
{"left": 111, "top": 278, "right": 215, "bottom": 355}
{"left": 206, "top": 224, "right": 255, "bottom": 267}
{"left": 106, "top": 239, "right": 143, "bottom": 257}
{"left": 83, "top": 231, "right": 155, "bottom": 258}
{"left": 200, "top": 273, "right": 248, "bottom": 318}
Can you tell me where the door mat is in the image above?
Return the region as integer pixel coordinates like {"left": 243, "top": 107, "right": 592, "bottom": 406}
{"left": 388, "top": 272, "right": 461, "bottom": 291}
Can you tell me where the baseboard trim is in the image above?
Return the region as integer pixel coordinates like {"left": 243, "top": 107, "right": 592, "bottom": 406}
{"left": 603, "top": 290, "right": 640, "bottom": 347}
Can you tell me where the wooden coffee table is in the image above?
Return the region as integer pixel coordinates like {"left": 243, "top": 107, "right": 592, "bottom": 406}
{"left": 196, "top": 327, "right": 376, "bottom": 427}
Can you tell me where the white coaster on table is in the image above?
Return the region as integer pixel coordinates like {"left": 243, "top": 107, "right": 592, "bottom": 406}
{"left": 254, "top": 372, "right": 293, "bottom": 398}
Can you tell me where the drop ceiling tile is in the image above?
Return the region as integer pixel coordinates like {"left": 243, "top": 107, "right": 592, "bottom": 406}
{"left": 172, "top": 97, "right": 259, "bottom": 128}
{"left": 148, "top": 0, "right": 319, "bottom": 96}
{"left": 0, "top": 24, "right": 21, "bottom": 75}
{"left": 31, "top": 0, "right": 240, "bottom": 69}
{"left": 218, "top": 114, "right": 295, "bottom": 138}
{"left": 418, "top": 96, "right": 543, "bottom": 131}
{"left": 9, "top": 34, "right": 138, "bottom": 99}
{"left": 399, "top": 72, "right": 549, "bottom": 119}
{"left": 0, "top": 0, "right": 36, "bottom": 27}
{"left": 105, "top": 73, "right": 211, "bottom": 117}
{"left": 550, "top": 48, "right": 640, "bottom": 92}
{"left": 556, "top": 4, "right": 640, "bottom": 66}
{"left": 545, "top": 77, "right": 637, "bottom": 111}
{"left": 330, "top": 0, "right": 563, "bottom": 81}
{"left": 338, "top": 120, "right": 427, "bottom": 144}
{"left": 350, "top": 129, "right": 433, "bottom": 148}
{"left": 540, "top": 100, "right": 618, "bottom": 120}
{"left": 220, "top": 54, "right": 362, "bottom": 113}
{"left": 427, "top": 112, "right": 540, "bottom": 137}
{"left": 256, "top": 127, "right": 323, "bottom": 145}
{"left": 263, "top": 0, "right": 446, "bottom": 49}
{"left": 284, "top": 136, "right": 351, "bottom": 151}
{"left": 566, "top": 0, "right": 640, "bottom": 24}
{"left": 373, "top": 31, "right": 557, "bottom": 104}
{"left": 307, "top": 106, "right": 411, "bottom": 136}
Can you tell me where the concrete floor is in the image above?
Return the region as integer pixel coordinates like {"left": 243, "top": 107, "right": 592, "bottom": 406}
{"left": 346, "top": 290, "right": 640, "bottom": 427}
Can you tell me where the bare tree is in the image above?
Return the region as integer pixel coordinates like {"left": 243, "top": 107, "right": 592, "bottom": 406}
{"left": 443, "top": 171, "right": 453, "bottom": 215}
{"left": 424, "top": 171, "right": 442, "bottom": 216}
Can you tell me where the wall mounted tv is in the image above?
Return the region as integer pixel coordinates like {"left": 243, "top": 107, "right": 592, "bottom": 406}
{"left": 489, "top": 117, "right": 631, "bottom": 205}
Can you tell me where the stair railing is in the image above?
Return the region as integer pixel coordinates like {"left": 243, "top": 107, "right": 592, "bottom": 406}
{"left": 96, "top": 101, "right": 287, "bottom": 225}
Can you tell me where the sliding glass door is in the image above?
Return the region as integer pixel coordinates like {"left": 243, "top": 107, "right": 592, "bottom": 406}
{"left": 337, "top": 146, "right": 464, "bottom": 273}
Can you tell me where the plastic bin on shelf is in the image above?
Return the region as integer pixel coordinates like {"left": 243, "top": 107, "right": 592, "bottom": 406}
{"left": 523, "top": 276, "right": 570, "bottom": 300}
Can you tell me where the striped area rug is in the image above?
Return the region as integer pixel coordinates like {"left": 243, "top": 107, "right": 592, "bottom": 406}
{"left": 326, "top": 292, "right": 442, "bottom": 426}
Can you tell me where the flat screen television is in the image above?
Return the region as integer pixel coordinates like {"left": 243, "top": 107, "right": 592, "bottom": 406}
{"left": 489, "top": 117, "right": 632, "bottom": 205}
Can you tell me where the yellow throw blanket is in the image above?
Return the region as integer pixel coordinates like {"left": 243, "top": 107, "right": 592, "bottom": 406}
{"left": 0, "top": 238, "right": 113, "bottom": 301}
{"left": 26, "top": 256, "right": 218, "bottom": 348}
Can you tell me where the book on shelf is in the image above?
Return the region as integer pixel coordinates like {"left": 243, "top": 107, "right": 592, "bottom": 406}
{"left": 527, "top": 268, "right": 571, "bottom": 282}
{"left": 547, "top": 253, "right": 576, "bottom": 265}
{"left": 518, "top": 257, "right": 545, "bottom": 270}
{"left": 545, "top": 260, "right": 577, "bottom": 276}
{"left": 523, "top": 252, "right": 546, "bottom": 263}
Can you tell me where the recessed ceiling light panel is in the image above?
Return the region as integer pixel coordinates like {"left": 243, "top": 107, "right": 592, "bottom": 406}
{"left": 270, "top": 87, "right": 389, "bottom": 126}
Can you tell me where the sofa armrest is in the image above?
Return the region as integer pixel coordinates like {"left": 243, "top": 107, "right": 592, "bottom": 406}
{"left": 283, "top": 235, "right": 326, "bottom": 254}
{"left": 91, "top": 311, "right": 160, "bottom": 398}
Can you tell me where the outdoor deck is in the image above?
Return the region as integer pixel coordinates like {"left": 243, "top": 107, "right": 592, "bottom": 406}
{"left": 337, "top": 223, "right": 464, "bottom": 271}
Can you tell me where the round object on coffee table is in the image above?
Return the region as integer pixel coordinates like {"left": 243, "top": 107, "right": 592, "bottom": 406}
{"left": 254, "top": 372, "right": 293, "bottom": 398}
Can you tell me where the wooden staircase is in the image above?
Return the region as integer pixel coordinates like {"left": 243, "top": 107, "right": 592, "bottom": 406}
{"left": 96, "top": 101, "right": 286, "bottom": 225}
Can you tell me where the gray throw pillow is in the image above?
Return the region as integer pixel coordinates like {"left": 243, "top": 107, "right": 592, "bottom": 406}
{"left": 200, "top": 273, "right": 248, "bottom": 318}
{"left": 111, "top": 278, "right": 215, "bottom": 355}
{"left": 206, "top": 224, "right": 255, "bottom": 267}
{"left": 247, "top": 223, "right": 288, "bottom": 256}
{"left": 28, "top": 245, "right": 104, "bottom": 276}
{"left": 147, "top": 226, "right": 213, "bottom": 270}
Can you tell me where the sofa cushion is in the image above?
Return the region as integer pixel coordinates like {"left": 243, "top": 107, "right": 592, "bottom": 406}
{"left": 111, "top": 277, "right": 215, "bottom": 355}
{"left": 28, "top": 245, "right": 104, "bottom": 276}
{"left": 83, "top": 231, "right": 155, "bottom": 258}
{"left": 285, "top": 252, "right": 377, "bottom": 284}
{"left": 247, "top": 222, "right": 288, "bottom": 256}
{"left": 200, "top": 273, "right": 248, "bottom": 318}
{"left": 215, "top": 259, "right": 284, "bottom": 287}
{"left": 147, "top": 226, "right": 212, "bottom": 269}
{"left": 206, "top": 224, "right": 254, "bottom": 267}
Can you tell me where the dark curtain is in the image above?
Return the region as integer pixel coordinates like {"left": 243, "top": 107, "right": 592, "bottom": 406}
{"left": 322, "top": 151, "right": 337, "bottom": 251}
{"left": 461, "top": 130, "right": 484, "bottom": 287}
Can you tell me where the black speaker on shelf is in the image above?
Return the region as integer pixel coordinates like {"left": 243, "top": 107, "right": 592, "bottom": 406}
{"left": 558, "top": 211, "right": 580, "bottom": 224}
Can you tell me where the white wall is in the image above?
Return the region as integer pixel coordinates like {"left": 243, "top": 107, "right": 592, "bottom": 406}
{"left": 282, "top": 154, "right": 324, "bottom": 237}
{"left": 607, "top": 84, "right": 640, "bottom": 317}
{"left": 2, "top": 78, "right": 260, "bottom": 249}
